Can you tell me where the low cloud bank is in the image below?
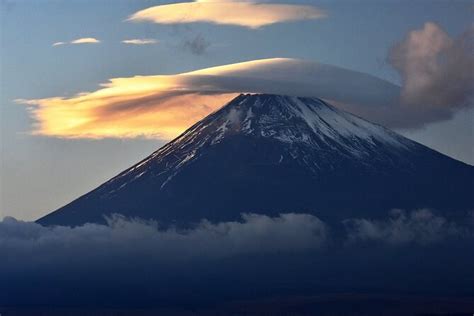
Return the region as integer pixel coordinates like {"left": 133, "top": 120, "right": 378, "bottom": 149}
{"left": 344, "top": 209, "right": 470, "bottom": 245}
{"left": 1, "top": 210, "right": 473, "bottom": 306}
{"left": 0, "top": 213, "right": 327, "bottom": 264}
{"left": 3, "top": 210, "right": 470, "bottom": 262}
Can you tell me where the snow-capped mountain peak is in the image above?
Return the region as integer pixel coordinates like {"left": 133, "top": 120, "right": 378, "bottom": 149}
{"left": 125, "top": 94, "right": 413, "bottom": 180}
{"left": 37, "top": 94, "right": 473, "bottom": 227}
{"left": 204, "top": 94, "right": 409, "bottom": 149}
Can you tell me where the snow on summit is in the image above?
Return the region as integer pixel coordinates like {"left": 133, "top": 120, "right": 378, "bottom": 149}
{"left": 37, "top": 94, "right": 474, "bottom": 227}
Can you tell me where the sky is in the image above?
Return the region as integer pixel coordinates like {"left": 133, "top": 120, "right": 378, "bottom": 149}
{"left": 1, "top": 0, "right": 473, "bottom": 221}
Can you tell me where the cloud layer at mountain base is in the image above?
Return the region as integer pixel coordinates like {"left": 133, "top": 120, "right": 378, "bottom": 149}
{"left": 1, "top": 210, "right": 473, "bottom": 306}
{"left": 0, "top": 213, "right": 328, "bottom": 263}
{"left": 344, "top": 208, "right": 470, "bottom": 245}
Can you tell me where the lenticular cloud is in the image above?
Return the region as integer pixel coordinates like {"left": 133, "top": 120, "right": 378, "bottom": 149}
{"left": 16, "top": 58, "right": 401, "bottom": 139}
{"left": 127, "top": 0, "right": 326, "bottom": 29}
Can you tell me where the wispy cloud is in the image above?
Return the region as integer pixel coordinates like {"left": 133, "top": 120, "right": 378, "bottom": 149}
{"left": 52, "top": 37, "right": 101, "bottom": 47}
{"left": 344, "top": 209, "right": 468, "bottom": 245}
{"left": 70, "top": 37, "right": 100, "bottom": 44}
{"left": 128, "top": 0, "right": 327, "bottom": 29}
{"left": 122, "top": 38, "right": 158, "bottom": 45}
{"left": 52, "top": 41, "right": 66, "bottom": 47}
{"left": 183, "top": 34, "right": 210, "bottom": 55}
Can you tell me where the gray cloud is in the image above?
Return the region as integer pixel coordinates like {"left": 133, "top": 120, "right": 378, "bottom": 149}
{"left": 2, "top": 209, "right": 470, "bottom": 269}
{"left": 1, "top": 210, "right": 473, "bottom": 307}
{"left": 3, "top": 209, "right": 470, "bottom": 264}
{"left": 388, "top": 22, "right": 474, "bottom": 126}
{"left": 0, "top": 213, "right": 327, "bottom": 264}
{"left": 183, "top": 34, "right": 210, "bottom": 55}
{"left": 344, "top": 209, "right": 469, "bottom": 245}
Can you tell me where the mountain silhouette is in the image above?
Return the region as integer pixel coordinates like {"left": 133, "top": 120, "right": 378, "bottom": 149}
{"left": 38, "top": 94, "right": 474, "bottom": 226}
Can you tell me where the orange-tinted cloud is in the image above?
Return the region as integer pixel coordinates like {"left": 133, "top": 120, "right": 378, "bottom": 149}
{"left": 17, "top": 58, "right": 403, "bottom": 140}
{"left": 128, "top": 0, "right": 326, "bottom": 28}
{"left": 16, "top": 74, "right": 237, "bottom": 139}
{"left": 19, "top": 92, "right": 237, "bottom": 139}
{"left": 25, "top": 42, "right": 471, "bottom": 139}
{"left": 71, "top": 37, "right": 100, "bottom": 44}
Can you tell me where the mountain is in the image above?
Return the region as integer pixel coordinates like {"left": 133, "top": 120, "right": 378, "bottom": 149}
{"left": 37, "top": 94, "right": 474, "bottom": 227}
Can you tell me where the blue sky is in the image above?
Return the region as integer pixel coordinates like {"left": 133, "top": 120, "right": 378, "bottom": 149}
{"left": 1, "top": 0, "right": 473, "bottom": 220}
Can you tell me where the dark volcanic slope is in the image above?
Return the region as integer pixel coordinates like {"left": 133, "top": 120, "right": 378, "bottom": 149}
{"left": 38, "top": 94, "right": 474, "bottom": 226}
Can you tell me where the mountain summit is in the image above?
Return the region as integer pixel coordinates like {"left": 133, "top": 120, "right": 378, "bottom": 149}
{"left": 38, "top": 94, "right": 473, "bottom": 226}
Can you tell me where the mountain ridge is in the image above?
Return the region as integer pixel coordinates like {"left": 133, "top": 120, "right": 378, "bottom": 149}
{"left": 38, "top": 94, "right": 474, "bottom": 227}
